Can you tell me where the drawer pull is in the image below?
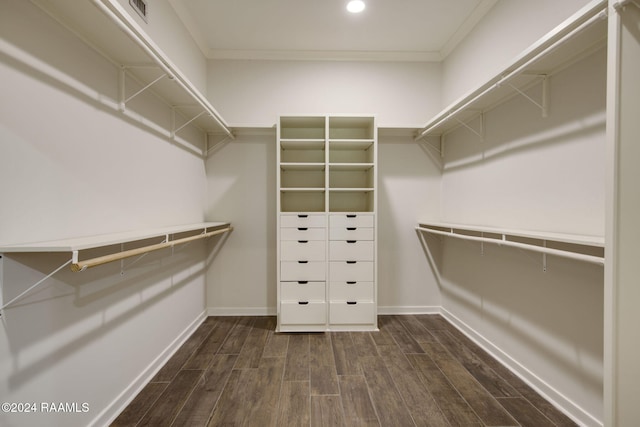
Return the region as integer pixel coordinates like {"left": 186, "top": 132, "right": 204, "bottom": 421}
{"left": 346, "top": 261, "right": 357, "bottom": 264}
{"left": 298, "top": 227, "right": 308, "bottom": 231}
{"left": 298, "top": 214, "right": 308, "bottom": 218}
{"left": 347, "top": 281, "right": 356, "bottom": 285}
{"left": 298, "top": 281, "right": 309, "bottom": 284}
{"left": 298, "top": 301, "right": 309, "bottom": 305}
{"left": 346, "top": 214, "right": 357, "bottom": 218}
{"left": 346, "top": 240, "right": 357, "bottom": 244}
{"left": 346, "top": 227, "right": 356, "bottom": 231}
{"left": 347, "top": 301, "right": 357, "bottom": 305}
{"left": 298, "top": 240, "right": 309, "bottom": 243}
{"left": 298, "top": 260, "right": 309, "bottom": 264}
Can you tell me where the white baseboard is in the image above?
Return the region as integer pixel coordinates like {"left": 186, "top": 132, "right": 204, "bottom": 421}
{"left": 91, "top": 310, "right": 207, "bottom": 427}
{"left": 377, "top": 305, "right": 441, "bottom": 315}
{"left": 205, "top": 306, "right": 439, "bottom": 316}
{"left": 439, "top": 307, "right": 602, "bottom": 427}
{"left": 207, "top": 306, "right": 276, "bottom": 316}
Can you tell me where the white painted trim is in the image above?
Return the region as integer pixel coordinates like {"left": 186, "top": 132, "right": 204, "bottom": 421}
{"left": 90, "top": 310, "right": 207, "bottom": 427}
{"left": 439, "top": 307, "right": 602, "bottom": 427}
{"left": 377, "top": 305, "right": 441, "bottom": 315}
{"left": 207, "top": 306, "right": 277, "bottom": 316}
{"left": 440, "top": 0, "right": 499, "bottom": 59}
{"left": 207, "top": 49, "right": 442, "bottom": 62}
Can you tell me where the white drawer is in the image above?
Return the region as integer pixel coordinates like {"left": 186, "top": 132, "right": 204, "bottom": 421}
{"left": 281, "top": 240, "right": 325, "bottom": 261}
{"left": 281, "top": 214, "right": 326, "bottom": 228}
{"left": 281, "top": 261, "right": 326, "bottom": 281}
{"left": 281, "top": 301, "right": 327, "bottom": 325}
{"left": 329, "top": 241, "right": 374, "bottom": 261}
{"left": 329, "top": 261, "right": 374, "bottom": 281}
{"left": 281, "top": 227, "right": 326, "bottom": 241}
{"left": 330, "top": 282, "right": 374, "bottom": 301}
{"left": 281, "top": 281, "right": 326, "bottom": 302}
{"left": 329, "top": 227, "right": 374, "bottom": 241}
{"left": 329, "top": 214, "right": 374, "bottom": 228}
{"left": 329, "top": 301, "right": 375, "bottom": 325}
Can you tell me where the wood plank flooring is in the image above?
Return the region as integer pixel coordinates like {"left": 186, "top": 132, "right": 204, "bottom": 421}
{"left": 111, "top": 315, "right": 578, "bottom": 427}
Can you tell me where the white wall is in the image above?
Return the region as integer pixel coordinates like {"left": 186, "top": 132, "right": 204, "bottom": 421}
{"left": 442, "top": 0, "right": 593, "bottom": 107}
{"left": 115, "top": 0, "right": 208, "bottom": 93}
{"left": 207, "top": 59, "right": 442, "bottom": 127}
{"left": 0, "top": 2, "right": 209, "bottom": 425}
{"left": 203, "top": 58, "right": 444, "bottom": 314}
{"left": 436, "top": 46, "right": 606, "bottom": 425}
{"left": 203, "top": 131, "right": 443, "bottom": 315}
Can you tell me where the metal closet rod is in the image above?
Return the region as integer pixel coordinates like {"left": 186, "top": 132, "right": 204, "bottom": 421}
{"left": 90, "top": 0, "right": 234, "bottom": 139}
{"left": 415, "top": 226, "right": 604, "bottom": 266}
{"left": 71, "top": 226, "right": 233, "bottom": 272}
{"left": 414, "top": 3, "right": 608, "bottom": 142}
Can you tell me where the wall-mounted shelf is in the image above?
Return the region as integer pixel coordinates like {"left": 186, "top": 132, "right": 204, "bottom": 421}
{"left": 417, "top": 222, "right": 604, "bottom": 267}
{"left": 0, "top": 222, "right": 232, "bottom": 314}
{"left": 31, "top": 0, "right": 233, "bottom": 140}
{"left": 0, "top": 222, "right": 231, "bottom": 271}
{"left": 415, "top": 0, "right": 607, "bottom": 144}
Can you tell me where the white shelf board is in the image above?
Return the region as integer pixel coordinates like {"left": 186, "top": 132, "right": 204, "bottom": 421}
{"left": 329, "top": 163, "right": 374, "bottom": 170}
{"left": 280, "top": 140, "right": 326, "bottom": 150}
{"left": 418, "top": 221, "right": 604, "bottom": 247}
{"left": 280, "top": 188, "right": 325, "bottom": 192}
{"left": 280, "top": 163, "right": 326, "bottom": 171}
{"left": 0, "top": 222, "right": 230, "bottom": 253}
{"left": 328, "top": 140, "right": 375, "bottom": 150}
{"left": 416, "top": 0, "right": 607, "bottom": 140}
{"left": 31, "top": 0, "right": 232, "bottom": 136}
{"left": 329, "top": 188, "right": 375, "bottom": 192}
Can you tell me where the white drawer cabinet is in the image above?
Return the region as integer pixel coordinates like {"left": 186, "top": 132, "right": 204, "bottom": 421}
{"left": 329, "top": 227, "right": 374, "bottom": 241}
{"left": 329, "top": 281, "right": 374, "bottom": 301}
{"left": 329, "top": 214, "right": 374, "bottom": 228}
{"left": 277, "top": 116, "right": 377, "bottom": 331}
{"left": 281, "top": 281, "right": 326, "bottom": 302}
{"left": 329, "top": 301, "right": 375, "bottom": 325}
{"left": 329, "top": 241, "right": 374, "bottom": 261}
{"left": 281, "top": 240, "right": 326, "bottom": 261}
{"left": 329, "top": 261, "right": 374, "bottom": 281}
{"left": 281, "top": 301, "right": 327, "bottom": 325}
{"left": 281, "top": 214, "right": 326, "bottom": 228}
{"left": 281, "top": 227, "right": 326, "bottom": 241}
{"left": 280, "top": 261, "right": 326, "bottom": 281}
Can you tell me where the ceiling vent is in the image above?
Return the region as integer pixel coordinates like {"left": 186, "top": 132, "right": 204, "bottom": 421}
{"left": 129, "top": 0, "right": 148, "bottom": 22}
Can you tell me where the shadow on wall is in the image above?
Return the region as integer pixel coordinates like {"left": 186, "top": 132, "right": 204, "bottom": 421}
{"left": 1, "top": 233, "right": 229, "bottom": 390}
{"left": 204, "top": 133, "right": 277, "bottom": 311}
{"left": 0, "top": 1, "right": 206, "bottom": 158}
{"left": 418, "top": 232, "right": 603, "bottom": 395}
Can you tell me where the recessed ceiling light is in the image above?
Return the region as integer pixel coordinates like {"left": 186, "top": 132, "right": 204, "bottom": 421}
{"left": 347, "top": 0, "right": 365, "bottom": 13}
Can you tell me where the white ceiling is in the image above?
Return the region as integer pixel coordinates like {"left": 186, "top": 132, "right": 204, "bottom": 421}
{"left": 168, "top": 0, "right": 498, "bottom": 61}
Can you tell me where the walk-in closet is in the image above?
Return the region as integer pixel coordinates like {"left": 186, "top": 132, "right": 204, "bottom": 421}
{"left": 1, "top": 0, "right": 638, "bottom": 426}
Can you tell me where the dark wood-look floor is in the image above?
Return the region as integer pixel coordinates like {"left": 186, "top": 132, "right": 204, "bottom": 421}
{"left": 111, "top": 315, "right": 578, "bottom": 427}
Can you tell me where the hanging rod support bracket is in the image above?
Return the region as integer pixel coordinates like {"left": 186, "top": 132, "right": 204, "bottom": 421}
{"left": 171, "top": 109, "right": 208, "bottom": 138}
{"left": 0, "top": 258, "right": 73, "bottom": 316}
{"left": 501, "top": 75, "right": 549, "bottom": 118}
{"left": 118, "top": 66, "right": 168, "bottom": 112}
{"left": 453, "top": 112, "right": 485, "bottom": 141}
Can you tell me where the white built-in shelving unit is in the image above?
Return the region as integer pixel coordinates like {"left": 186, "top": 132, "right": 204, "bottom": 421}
{"left": 277, "top": 115, "right": 378, "bottom": 332}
